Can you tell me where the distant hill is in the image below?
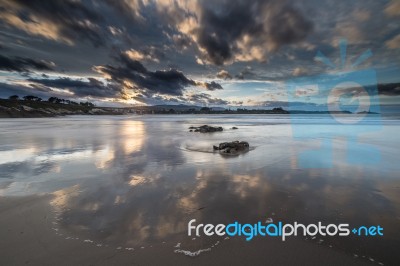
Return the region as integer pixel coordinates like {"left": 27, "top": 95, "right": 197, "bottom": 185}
{"left": 153, "top": 104, "right": 202, "bottom": 111}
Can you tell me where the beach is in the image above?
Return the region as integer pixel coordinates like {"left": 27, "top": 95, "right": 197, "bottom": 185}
{"left": 0, "top": 114, "right": 399, "bottom": 265}
{"left": 0, "top": 196, "right": 376, "bottom": 266}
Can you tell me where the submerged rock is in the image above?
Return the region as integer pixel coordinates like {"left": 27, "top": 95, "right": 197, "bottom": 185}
{"left": 232, "top": 127, "right": 238, "bottom": 129}
{"left": 189, "top": 125, "right": 223, "bottom": 133}
{"left": 213, "top": 141, "right": 249, "bottom": 155}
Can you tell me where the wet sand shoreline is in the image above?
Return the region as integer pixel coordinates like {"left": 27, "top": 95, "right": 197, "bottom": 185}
{"left": 0, "top": 195, "right": 375, "bottom": 266}
{"left": 0, "top": 115, "right": 398, "bottom": 265}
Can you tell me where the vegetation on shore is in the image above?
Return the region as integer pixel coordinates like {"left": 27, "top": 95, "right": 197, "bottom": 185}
{"left": 0, "top": 95, "right": 127, "bottom": 118}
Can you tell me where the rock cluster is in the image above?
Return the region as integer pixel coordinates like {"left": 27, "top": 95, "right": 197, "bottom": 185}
{"left": 213, "top": 141, "right": 249, "bottom": 154}
{"left": 187, "top": 125, "right": 250, "bottom": 155}
{"left": 189, "top": 125, "right": 223, "bottom": 133}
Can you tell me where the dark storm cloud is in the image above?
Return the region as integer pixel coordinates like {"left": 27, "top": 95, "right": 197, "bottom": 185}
{"left": 27, "top": 77, "right": 120, "bottom": 98}
{"left": 103, "top": 0, "right": 146, "bottom": 22}
{"left": 195, "top": 0, "right": 261, "bottom": 65}
{"left": 235, "top": 66, "right": 255, "bottom": 80}
{"left": 130, "top": 92, "right": 228, "bottom": 106}
{"left": 204, "top": 81, "right": 223, "bottom": 90}
{"left": 0, "top": 82, "right": 54, "bottom": 99}
{"left": 0, "top": 0, "right": 106, "bottom": 47}
{"left": 95, "top": 52, "right": 223, "bottom": 96}
{"left": 141, "top": 46, "right": 166, "bottom": 62}
{"left": 0, "top": 55, "right": 54, "bottom": 72}
{"left": 188, "top": 93, "right": 229, "bottom": 105}
{"left": 172, "top": 34, "right": 193, "bottom": 50}
{"left": 0, "top": 80, "right": 118, "bottom": 103}
{"left": 96, "top": 62, "right": 193, "bottom": 96}
{"left": 378, "top": 83, "right": 400, "bottom": 96}
{"left": 215, "top": 66, "right": 258, "bottom": 81}
{"left": 266, "top": 3, "right": 313, "bottom": 46}
{"left": 298, "top": 79, "right": 400, "bottom": 98}
{"left": 178, "top": 0, "right": 313, "bottom": 65}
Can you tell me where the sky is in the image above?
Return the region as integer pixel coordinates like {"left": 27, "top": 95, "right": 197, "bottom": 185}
{"left": 0, "top": 0, "right": 400, "bottom": 109}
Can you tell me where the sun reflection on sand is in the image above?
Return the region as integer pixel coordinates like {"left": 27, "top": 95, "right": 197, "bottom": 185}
{"left": 51, "top": 185, "right": 81, "bottom": 209}
{"left": 121, "top": 120, "right": 145, "bottom": 154}
{"left": 128, "top": 175, "right": 147, "bottom": 186}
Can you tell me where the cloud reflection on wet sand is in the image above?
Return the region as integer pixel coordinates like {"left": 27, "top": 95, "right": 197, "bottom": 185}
{"left": 0, "top": 115, "right": 399, "bottom": 264}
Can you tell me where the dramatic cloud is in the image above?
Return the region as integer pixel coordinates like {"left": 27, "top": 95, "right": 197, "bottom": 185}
{"left": 172, "top": 34, "right": 193, "bottom": 50}
{"left": 130, "top": 91, "right": 229, "bottom": 106}
{"left": 0, "top": 55, "right": 55, "bottom": 72}
{"left": 27, "top": 77, "right": 121, "bottom": 98}
{"left": 235, "top": 66, "right": 255, "bottom": 80}
{"left": 0, "top": 82, "right": 61, "bottom": 100}
{"left": 0, "top": 0, "right": 399, "bottom": 107}
{"left": 162, "top": 0, "right": 313, "bottom": 65}
{"left": 204, "top": 81, "right": 223, "bottom": 90}
{"left": 104, "top": 0, "right": 146, "bottom": 23}
{"left": 216, "top": 70, "right": 232, "bottom": 79}
{"left": 187, "top": 93, "right": 229, "bottom": 105}
{"left": 378, "top": 83, "right": 400, "bottom": 96}
{"left": 94, "top": 52, "right": 222, "bottom": 97}
{"left": 124, "top": 46, "right": 166, "bottom": 63}
{"left": 0, "top": 0, "right": 105, "bottom": 46}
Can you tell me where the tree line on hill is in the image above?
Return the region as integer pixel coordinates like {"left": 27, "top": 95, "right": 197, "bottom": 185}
{"left": 6, "top": 95, "right": 95, "bottom": 107}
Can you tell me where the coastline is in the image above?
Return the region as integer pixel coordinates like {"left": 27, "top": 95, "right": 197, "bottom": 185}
{"left": 0, "top": 99, "right": 130, "bottom": 118}
{"left": 0, "top": 99, "right": 379, "bottom": 118}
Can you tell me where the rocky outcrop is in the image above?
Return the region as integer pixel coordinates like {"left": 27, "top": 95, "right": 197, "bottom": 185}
{"left": 189, "top": 125, "right": 223, "bottom": 133}
{"left": 213, "top": 141, "right": 249, "bottom": 154}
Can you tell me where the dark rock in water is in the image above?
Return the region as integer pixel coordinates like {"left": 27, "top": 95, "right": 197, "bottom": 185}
{"left": 232, "top": 127, "right": 238, "bottom": 129}
{"left": 189, "top": 130, "right": 193, "bottom": 132}
{"left": 189, "top": 125, "right": 223, "bottom": 133}
{"left": 213, "top": 141, "right": 249, "bottom": 155}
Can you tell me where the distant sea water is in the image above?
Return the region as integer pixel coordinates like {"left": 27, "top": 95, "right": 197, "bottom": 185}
{"left": 0, "top": 114, "right": 399, "bottom": 264}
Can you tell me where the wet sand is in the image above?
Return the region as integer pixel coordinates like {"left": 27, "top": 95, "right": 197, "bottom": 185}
{"left": 0, "top": 195, "right": 374, "bottom": 266}
{"left": 0, "top": 115, "right": 399, "bottom": 265}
